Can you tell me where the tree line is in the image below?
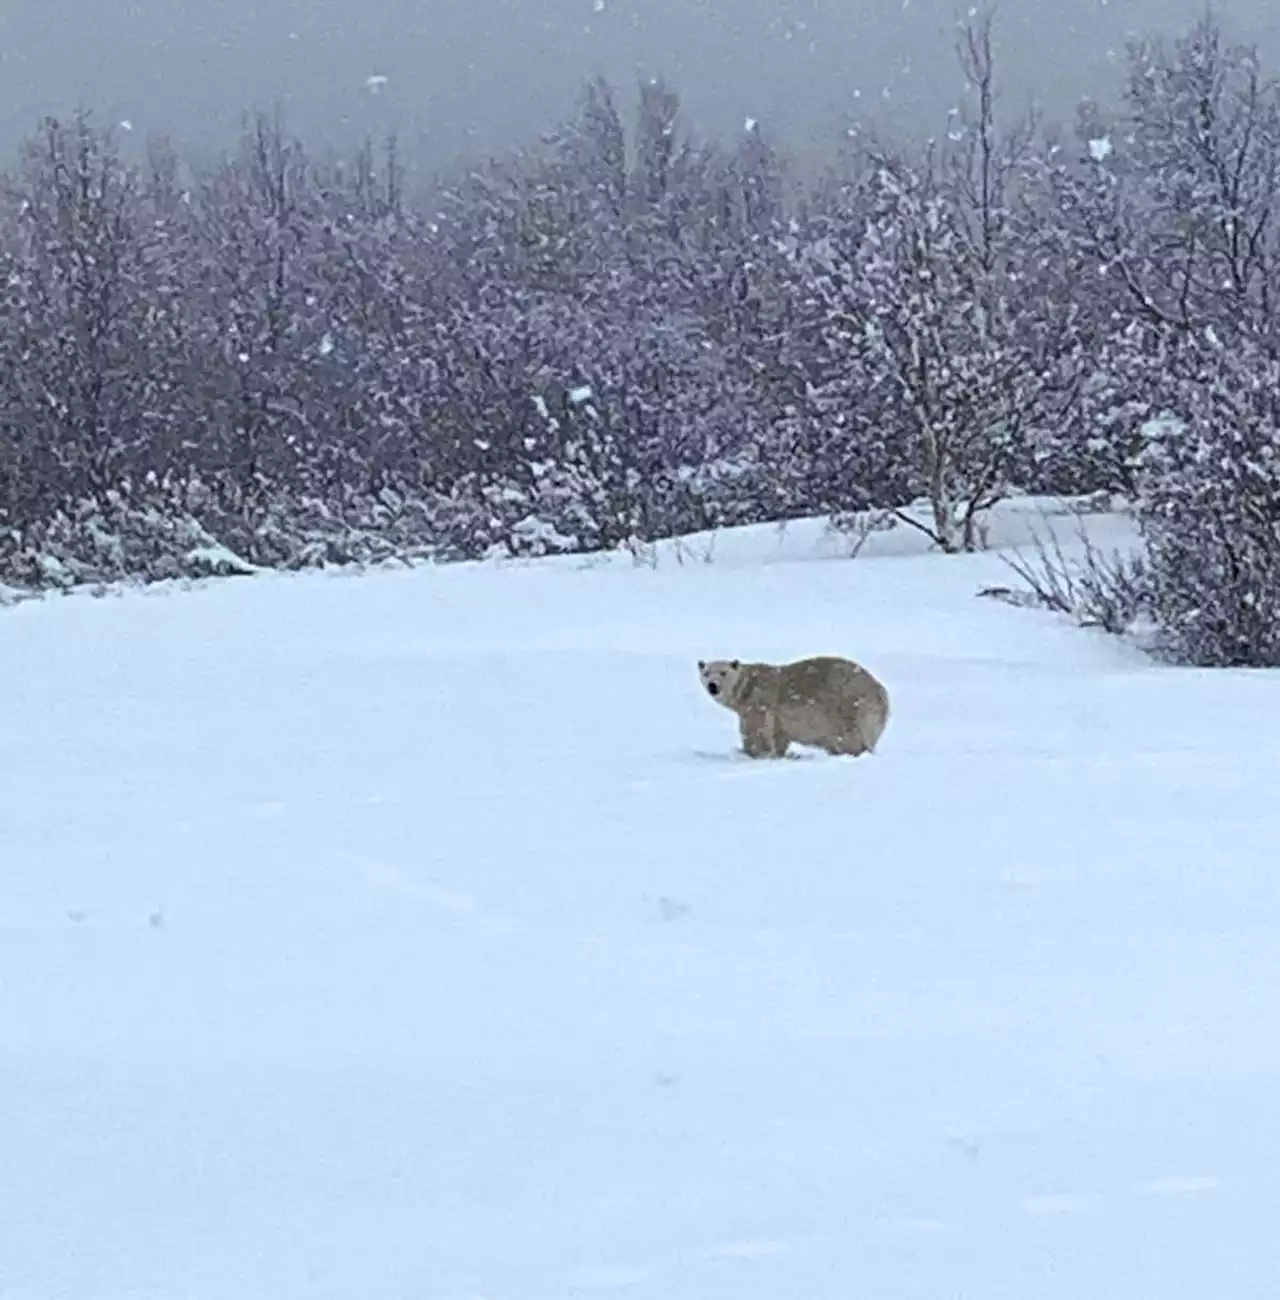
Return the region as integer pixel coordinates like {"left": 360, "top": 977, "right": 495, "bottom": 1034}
{"left": 2, "top": 12, "right": 1278, "bottom": 665}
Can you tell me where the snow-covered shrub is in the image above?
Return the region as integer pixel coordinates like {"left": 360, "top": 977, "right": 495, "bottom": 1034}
{"left": 0, "top": 478, "right": 468, "bottom": 591}
{"left": 1007, "top": 342, "right": 1280, "bottom": 664}
{"left": 0, "top": 488, "right": 257, "bottom": 590}
{"left": 1134, "top": 352, "right": 1280, "bottom": 666}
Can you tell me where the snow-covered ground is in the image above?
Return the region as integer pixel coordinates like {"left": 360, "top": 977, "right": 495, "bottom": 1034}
{"left": 4, "top": 502, "right": 1280, "bottom": 1300}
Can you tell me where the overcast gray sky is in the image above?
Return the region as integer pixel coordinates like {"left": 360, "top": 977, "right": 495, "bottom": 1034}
{"left": 2, "top": 1, "right": 1277, "bottom": 176}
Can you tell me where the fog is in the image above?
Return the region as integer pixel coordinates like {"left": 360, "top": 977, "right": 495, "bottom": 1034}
{"left": 2, "top": 0, "right": 1278, "bottom": 174}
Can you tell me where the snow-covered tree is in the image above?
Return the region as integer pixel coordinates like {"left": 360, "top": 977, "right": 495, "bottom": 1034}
{"left": 5, "top": 16, "right": 1279, "bottom": 598}
{"left": 1019, "top": 16, "right": 1280, "bottom": 503}
{"left": 0, "top": 114, "right": 199, "bottom": 566}
{"left": 845, "top": 13, "right": 1077, "bottom": 550}
{"left": 1124, "top": 17, "right": 1280, "bottom": 341}
{"left": 758, "top": 181, "right": 918, "bottom": 519}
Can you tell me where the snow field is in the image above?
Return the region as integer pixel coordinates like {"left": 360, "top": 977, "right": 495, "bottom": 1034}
{"left": 4, "top": 505, "right": 1280, "bottom": 1299}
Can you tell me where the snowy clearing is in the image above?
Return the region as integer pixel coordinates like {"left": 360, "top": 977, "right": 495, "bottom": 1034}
{"left": 4, "top": 501, "right": 1280, "bottom": 1299}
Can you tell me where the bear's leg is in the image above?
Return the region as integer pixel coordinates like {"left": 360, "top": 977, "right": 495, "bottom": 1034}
{"left": 855, "top": 705, "right": 882, "bottom": 755}
{"left": 826, "top": 730, "right": 867, "bottom": 757}
{"left": 767, "top": 723, "right": 791, "bottom": 758}
{"left": 739, "top": 710, "right": 778, "bottom": 759}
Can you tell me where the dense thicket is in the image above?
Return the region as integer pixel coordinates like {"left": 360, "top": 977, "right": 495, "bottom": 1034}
{"left": 2, "top": 15, "right": 1278, "bottom": 664}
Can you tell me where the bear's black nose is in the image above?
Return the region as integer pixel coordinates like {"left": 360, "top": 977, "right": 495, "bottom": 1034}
{"left": 707, "top": 682, "right": 719, "bottom": 696}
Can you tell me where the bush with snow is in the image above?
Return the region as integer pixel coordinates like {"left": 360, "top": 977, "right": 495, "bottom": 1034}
{"left": 1134, "top": 349, "right": 1280, "bottom": 667}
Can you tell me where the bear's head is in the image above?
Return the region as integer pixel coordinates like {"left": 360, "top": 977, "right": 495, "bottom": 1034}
{"left": 697, "top": 658, "right": 743, "bottom": 706}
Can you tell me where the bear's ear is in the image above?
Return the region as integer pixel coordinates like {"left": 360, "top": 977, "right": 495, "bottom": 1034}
{"left": 730, "top": 659, "right": 740, "bottom": 669}
{"left": 697, "top": 659, "right": 706, "bottom": 670}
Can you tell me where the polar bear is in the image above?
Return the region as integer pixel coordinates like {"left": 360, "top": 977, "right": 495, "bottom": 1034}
{"left": 697, "top": 655, "right": 890, "bottom": 759}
